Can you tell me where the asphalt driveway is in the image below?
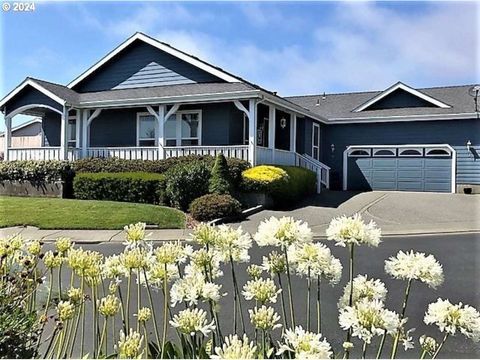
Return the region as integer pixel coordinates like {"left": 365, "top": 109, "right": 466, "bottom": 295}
{"left": 235, "top": 191, "right": 480, "bottom": 236}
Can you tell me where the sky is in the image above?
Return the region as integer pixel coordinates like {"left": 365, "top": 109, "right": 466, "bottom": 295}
{"left": 0, "top": 1, "right": 479, "bottom": 128}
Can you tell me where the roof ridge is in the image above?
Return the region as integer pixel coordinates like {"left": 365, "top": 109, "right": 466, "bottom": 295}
{"left": 28, "top": 77, "right": 71, "bottom": 88}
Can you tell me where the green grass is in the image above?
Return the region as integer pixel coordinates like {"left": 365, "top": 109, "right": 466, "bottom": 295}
{"left": 0, "top": 196, "right": 185, "bottom": 230}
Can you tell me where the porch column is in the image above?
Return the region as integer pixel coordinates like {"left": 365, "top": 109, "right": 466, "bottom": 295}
{"left": 60, "top": 106, "right": 69, "bottom": 160}
{"left": 3, "top": 115, "right": 11, "bottom": 161}
{"left": 290, "top": 113, "right": 297, "bottom": 153}
{"left": 248, "top": 99, "right": 256, "bottom": 165}
{"left": 81, "top": 110, "right": 89, "bottom": 158}
{"left": 268, "top": 105, "right": 276, "bottom": 163}
{"left": 157, "top": 105, "right": 165, "bottom": 160}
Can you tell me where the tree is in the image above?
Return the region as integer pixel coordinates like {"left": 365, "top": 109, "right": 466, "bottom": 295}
{"left": 209, "top": 154, "right": 232, "bottom": 195}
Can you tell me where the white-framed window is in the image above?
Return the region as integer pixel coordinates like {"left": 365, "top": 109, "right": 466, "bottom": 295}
{"left": 137, "top": 113, "right": 157, "bottom": 146}
{"left": 425, "top": 148, "right": 451, "bottom": 157}
{"left": 373, "top": 148, "right": 396, "bottom": 157}
{"left": 67, "top": 115, "right": 78, "bottom": 148}
{"left": 312, "top": 122, "right": 320, "bottom": 160}
{"left": 398, "top": 148, "right": 423, "bottom": 157}
{"left": 348, "top": 149, "right": 371, "bottom": 157}
{"left": 165, "top": 110, "right": 202, "bottom": 146}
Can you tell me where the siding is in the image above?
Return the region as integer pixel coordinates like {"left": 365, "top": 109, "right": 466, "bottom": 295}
{"left": 73, "top": 40, "right": 223, "bottom": 93}
{"left": 5, "top": 85, "right": 63, "bottom": 116}
{"left": 322, "top": 119, "right": 480, "bottom": 189}
{"left": 0, "top": 122, "right": 43, "bottom": 149}
{"left": 42, "top": 111, "right": 61, "bottom": 146}
{"left": 365, "top": 89, "right": 437, "bottom": 110}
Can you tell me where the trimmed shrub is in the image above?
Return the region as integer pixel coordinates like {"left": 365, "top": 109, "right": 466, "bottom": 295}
{"left": 0, "top": 160, "right": 73, "bottom": 183}
{"left": 189, "top": 194, "right": 242, "bottom": 222}
{"left": 209, "top": 154, "right": 231, "bottom": 194}
{"left": 73, "top": 172, "right": 165, "bottom": 204}
{"left": 241, "top": 165, "right": 316, "bottom": 205}
{"left": 164, "top": 162, "right": 211, "bottom": 210}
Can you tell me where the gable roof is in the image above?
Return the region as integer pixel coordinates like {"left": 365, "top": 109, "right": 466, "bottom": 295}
{"left": 67, "top": 32, "right": 241, "bottom": 89}
{"left": 352, "top": 82, "right": 451, "bottom": 112}
{"left": 287, "top": 84, "right": 478, "bottom": 123}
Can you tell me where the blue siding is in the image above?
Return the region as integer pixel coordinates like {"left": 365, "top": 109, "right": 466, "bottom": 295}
{"left": 322, "top": 119, "right": 480, "bottom": 189}
{"left": 42, "top": 111, "right": 62, "bottom": 146}
{"left": 365, "top": 89, "right": 437, "bottom": 110}
{"left": 5, "top": 85, "right": 63, "bottom": 116}
{"left": 73, "top": 40, "right": 223, "bottom": 93}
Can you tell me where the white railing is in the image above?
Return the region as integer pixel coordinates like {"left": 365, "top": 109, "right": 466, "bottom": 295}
{"left": 256, "top": 147, "right": 274, "bottom": 164}
{"left": 295, "top": 153, "right": 330, "bottom": 193}
{"left": 7, "top": 147, "right": 80, "bottom": 161}
{"left": 164, "top": 145, "right": 249, "bottom": 161}
{"left": 86, "top": 147, "right": 160, "bottom": 160}
{"left": 256, "top": 147, "right": 296, "bottom": 166}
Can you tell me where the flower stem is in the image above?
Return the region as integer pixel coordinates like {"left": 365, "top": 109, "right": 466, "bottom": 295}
{"left": 126, "top": 270, "right": 132, "bottom": 330}
{"left": 277, "top": 274, "right": 288, "bottom": 330}
{"left": 376, "top": 331, "right": 387, "bottom": 359}
{"left": 143, "top": 268, "right": 162, "bottom": 349}
{"left": 58, "top": 264, "right": 63, "bottom": 299}
{"left": 230, "top": 255, "right": 245, "bottom": 334}
{"left": 262, "top": 330, "right": 267, "bottom": 358}
{"left": 68, "top": 277, "right": 84, "bottom": 357}
{"left": 161, "top": 263, "right": 168, "bottom": 359}
{"left": 97, "top": 317, "right": 107, "bottom": 358}
{"left": 137, "top": 269, "right": 142, "bottom": 332}
{"left": 283, "top": 246, "right": 296, "bottom": 328}
{"left": 307, "top": 266, "right": 311, "bottom": 331}
{"left": 316, "top": 275, "right": 322, "bottom": 333}
{"left": 390, "top": 279, "right": 413, "bottom": 359}
{"left": 432, "top": 333, "right": 449, "bottom": 359}
{"left": 362, "top": 341, "right": 368, "bottom": 359}
{"left": 344, "top": 243, "right": 355, "bottom": 359}
{"left": 419, "top": 349, "right": 427, "bottom": 359}
{"left": 92, "top": 285, "right": 98, "bottom": 357}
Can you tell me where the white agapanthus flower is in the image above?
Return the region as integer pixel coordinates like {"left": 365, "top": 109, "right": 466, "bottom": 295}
{"left": 123, "top": 222, "right": 151, "bottom": 249}
{"left": 170, "top": 271, "right": 224, "bottom": 307}
{"left": 190, "top": 223, "right": 219, "bottom": 247}
{"left": 288, "top": 242, "right": 342, "bottom": 284}
{"left": 249, "top": 305, "right": 282, "bottom": 331}
{"left": 326, "top": 214, "right": 381, "bottom": 247}
{"left": 339, "top": 299, "right": 400, "bottom": 344}
{"left": 187, "top": 248, "right": 224, "bottom": 279}
{"left": 102, "top": 254, "right": 129, "bottom": 279}
{"left": 277, "top": 326, "right": 333, "bottom": 359}
{"left": 211, "top": 334, "right": 257, "bottom": 359}
{"left": 214, "top": 225, "right": 252, "bottom": 263}
{"left": 419, "top": 335, "right": 438, "bottom": 356}
{"left": 139, "top": 262, "right": 179, "bottom": 289}
{"left": 242, "top": 277, "right": 281, "bottom": 304}
{"left": 424, "top": 298, "right": 480, "bottom": 342}
{"left": 170, "top": 308, "right": 216, "bottom": 336}
{"left": 338, "top": 274, "right": 388, "bottom": 309}
{"left": 254, "top": 216, "right": 313, "bottom": 247}
{"left": 385, "top": 250, "right": 444, "bottom": 289}
{"left": 262, "top": 251, "right": 286, "bottom": 275}
{"left": 154, "top": 241, "right": 192, "bottom": 265}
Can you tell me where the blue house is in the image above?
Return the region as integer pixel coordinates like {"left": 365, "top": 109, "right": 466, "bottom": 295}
{"left": 1, "top": 33, "right": 479, "bottom": 194}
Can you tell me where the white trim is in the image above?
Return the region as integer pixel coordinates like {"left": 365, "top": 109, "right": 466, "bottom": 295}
{"left": 67, "top": 32, "right": 240, "bottom": 89}
{"left": 398, "top": 147, "right": 423, "bottom": 157}
{"left": 328, "top": 112, "right": 479, "bottom": 124}
{"left": 312, "top": 122, "right": 320, "bottom": 161}
{"left": 348, "top": 149, "right": 371, "bottom": 157}
{"left": 136, "top": 112, "right": 158, "bottom": 146}
{"left": 373, "top": 148, "right": 396, "bottom": 157}
{"left": 425, "top": 148, "right": 452, "bottom": 157}
{"left": 353, "top": 82, "right": 451, "bottom": 112}
{"left": 6, "top": 104, "right": 63, "bottom": 119}
{"left": 86, "top": 109, "right": 102, "bottom": 126}
{"left": 164, "top": 109, "right": 202, "bottom": 146}
{"left": 342, "top": 144, "right": 456, "bottom": 193}
{"left": 0, "top": 78, "right": 66, "bottom": 109}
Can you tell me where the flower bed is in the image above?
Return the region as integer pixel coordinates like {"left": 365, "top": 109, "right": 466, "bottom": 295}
{"left": 1, "top": 216, "right": 478, "bottom": 359}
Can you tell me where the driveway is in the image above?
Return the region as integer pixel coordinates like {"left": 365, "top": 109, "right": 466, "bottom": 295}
{"left": 235, "top": 191, "right": 480, "bottom": 236}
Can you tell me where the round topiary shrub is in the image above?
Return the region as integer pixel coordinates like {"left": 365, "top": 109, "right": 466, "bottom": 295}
{"left": 189, "top": 194, "right": 242, "bottom": 222}
{"left": 241, "top": 165, "right": 289, "bottom": 193}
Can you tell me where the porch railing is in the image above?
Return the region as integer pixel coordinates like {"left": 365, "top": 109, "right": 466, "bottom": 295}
{"left": 256, "top": 147, "right": 297, "bottom": 166}
{"left": 86, "top": 147, "right": 160, "bottom": 161}
{"left": 295, "top": 153, "right": 330, "bottom": 193}
{"left": 7, "top": 147, "right": 80, "bottom": 161}
{"left": 164, "top": 145, "right": 249, "bottom": 161}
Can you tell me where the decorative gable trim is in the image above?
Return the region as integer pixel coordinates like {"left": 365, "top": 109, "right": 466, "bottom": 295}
{"left": 0, "top": 78, "right": 66, "bottom": 109}
{"left": 352, "top": 82, "right": 451, "bottom": 112}
{"left": 67, "top": 32, "right": 240, "bottom": 89}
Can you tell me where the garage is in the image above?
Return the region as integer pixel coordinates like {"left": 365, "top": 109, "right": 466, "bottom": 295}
{"left": 344, "top": 145, "right": 455, "bottom": 193}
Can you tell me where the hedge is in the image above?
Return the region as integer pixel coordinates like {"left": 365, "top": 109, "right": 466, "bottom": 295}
{"left": 0, "top": 160, "right": 73, "bottom": 183}
{"left": 241, "top": 165, "right": 316, "bottom": 205}
{"left": 189, "top": 194, "right": 242, "bottom": 222}
{"left": 73, "top": 172, "right": 165, "bottom": 204}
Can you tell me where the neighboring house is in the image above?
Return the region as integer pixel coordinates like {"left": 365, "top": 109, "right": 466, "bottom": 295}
{"left": 0, "top": 118, "right": 43, "bottom": 154}
{"left": 0, "top": 32, "right": 478, "bottom": 193}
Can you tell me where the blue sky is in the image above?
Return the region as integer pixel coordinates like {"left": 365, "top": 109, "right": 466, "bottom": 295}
{"left": 0, "top": 1, "right": 478, "bottom": 127}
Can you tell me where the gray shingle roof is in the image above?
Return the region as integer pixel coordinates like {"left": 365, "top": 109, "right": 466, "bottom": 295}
{"left": 286, "top": 85, "right": 478, "bottom": 120}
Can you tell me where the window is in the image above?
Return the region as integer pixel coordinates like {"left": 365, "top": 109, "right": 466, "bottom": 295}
{"left": 67, "top": 116, "right": 77, "bottom": 148}
{"left": 348, "top": 149, "right": 371, "bottom": 157}
{"left": 137, "top": 113, "right": 157, "bottom": 146}
{"left": 399, "top": 148, "right": 423, "bottom": 157}
{"left": 426, "top": 148, "right": 451, "bottom": 157}
{"left": 373, "top": 148, "right": 396, "bottom": 157}
{"left": 165, "top": 110, "right": 202, "bottom": 146}
{"left": 312, "top": 123, "right": 320, "bottom": 160}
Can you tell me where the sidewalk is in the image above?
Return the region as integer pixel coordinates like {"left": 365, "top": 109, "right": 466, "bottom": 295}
{"left": 1, "top": 191, "right": 479, "bottom": 242}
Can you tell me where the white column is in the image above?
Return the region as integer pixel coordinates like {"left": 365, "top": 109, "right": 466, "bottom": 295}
{"left": 248, "top": 99, "right": 256, "bottom": 165}
{"left": 60, "top": 107, "right": 69, "bottom": 160}
{"left": 75, "top": 109, "right": 81, "bottom": 150}
{"left": 81, "top": 110, "right": 89, "bottom": 158}
{"left": 291, "top": 113, "right": 297, "bottom": 153}
{"left": 268, "top": 105, "right": 276, "bottom": 163}
{"left": 157, "top": 105, "right": 165, "bottom": 160}
{"left": 4, "top": 116, "right": 11, "bottom": 161}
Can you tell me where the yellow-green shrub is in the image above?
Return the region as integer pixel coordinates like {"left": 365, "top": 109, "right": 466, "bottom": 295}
{"left": 241, "top": 165, "right": 289, "bottom": 193}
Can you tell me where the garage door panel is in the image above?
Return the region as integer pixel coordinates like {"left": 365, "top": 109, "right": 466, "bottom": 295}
{"left": 347, "top": 146, "right": 452, "bottom": 193}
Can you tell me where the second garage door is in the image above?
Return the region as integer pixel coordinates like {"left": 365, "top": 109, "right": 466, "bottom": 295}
{"left": 345, "top": 146, "right": 453, "bottom": 193}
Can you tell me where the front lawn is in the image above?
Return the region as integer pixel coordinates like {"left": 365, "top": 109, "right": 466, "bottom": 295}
{"left": 0, "top": 196, "right": 185, "bottom": 229}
